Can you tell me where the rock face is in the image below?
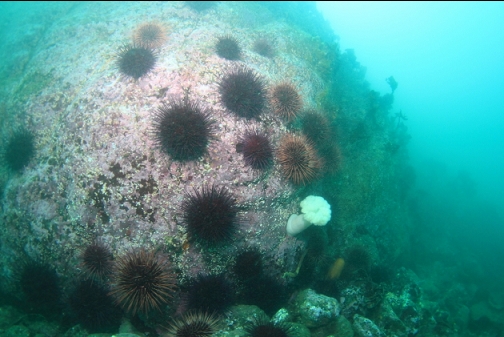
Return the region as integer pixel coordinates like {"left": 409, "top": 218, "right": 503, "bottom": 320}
{"left": 293, "top": 289, "right": 341, "bottom": 328}
{"left": 0, "top": 1, "right": 336, "bottom": 283}
{"left": 0, "top": 1, "right": 411, "bottom": 287}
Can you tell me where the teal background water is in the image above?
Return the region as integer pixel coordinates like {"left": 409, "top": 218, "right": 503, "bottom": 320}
{"left": 318, "top": 2, "right": 504, "bottom": 214}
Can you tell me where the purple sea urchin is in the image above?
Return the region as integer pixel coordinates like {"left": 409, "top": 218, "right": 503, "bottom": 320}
{"left": 241, "top": 275, "right": 287, "bottom": 316}
{"left": 81, "top": 241, "right": 114, "bottom": 281}
{"left": 152, "top": 99, "right": 215, "bottom": 161}
{"left": 69, "top": 279, "right": 122, "bottom": 333}
{"left": 182, "top": 185, "right": 239, "bottom": 245}
{"left": 233, "top": 249, "right": 263, "bottom": 281}
{"left": 276, "top": 134, "right": 321, "bottom": 185}
{"left": 270, "top": 83, "right": 302, "bottom": 121}
{"left": 236, "top": 129, "right": 273, "bottom": 170}
{"left": 216, "top": 35, "right": 241, "bottom": 60}
{"left": 253, "top": 38, "right": 275, "bottom": 58}
{"left": 300, "top": 110, "right": 331, "bottom": 146}
{"left": 109, "top": 250, "right": 176, "bottom": 316}
{"left": 3, "top": 128, "right": 35, "bottom": 173}
{"left": 133, "top": 22, "right": 167, "bottom": 48}
{"left": 164, "top": 311, "right": 220, "bottom": 337}
{"left": 346, "top": 246, "right": 371, "bottom": 271}
{"left": 245, "top": 315, "right": 293, "bottom": 337}
{"left": 117, "top": 44, "right": 156, "bottom": 80}
{"left": 19, "top": 261, "right": 61, "bottom": 313}
{"left": 186, "top": 274, "right": 234, "bottom": 314}
{"left": 219, "top": 66, "right": 267, "bottom": 119}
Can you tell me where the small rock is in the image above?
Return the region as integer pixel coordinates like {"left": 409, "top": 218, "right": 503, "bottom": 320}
{"left": 288, "top": 322, "right": 311, "bottom": 337}
{"left": 293, "top": 289, "right": 340, "bottom": 327}
{"left": 226, "top": 305, "right": 267, "bottom": 330}
{"left": 375, "top": 292, "right": 407, "bottom": 334}
{"left": 334, "top": 316, "right": 354, "bottom": 337}
{"left": 272, "top": 308, "right": 291, "bottom": 324}
{"left": 352, "top": 315, "right": 383, "bottom": 337}
{"left": 311, "top": 315, "right": 354, "bottom": 337}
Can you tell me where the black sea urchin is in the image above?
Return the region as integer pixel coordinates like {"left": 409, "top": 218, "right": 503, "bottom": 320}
{"left": 133, "top": 22, "right": 167, "bottom": 48}
{"left": 186, "top": 274, "right": 234, "bottom": 314}
{"left": 219, "top": 66, "right": 267, "bottom": 119}
{"left": 165, "top": 311, "right": 220, "bottom": 337}
{"left": 216, "top": 35, "right": 241, "bottom": 60}
{"left": 19, "top": 261, "right": 61, "bottom": 313}
{"left": 117, "top": 44, "right": 156, "bottom": 80}
{"left": 233, "top": 249, "right": 263, "bottom": 281}
{"left": 346, "top": 246, "right": 371, "bottom": 271}
{"left": 245, "top": 315, "right": 293, "bottom": 337}
{"left": 109, "top": 250, "right": 176, "bottom": 316}
{"left": 277, "top": 134, "right": 321, "bottom": 185}
{"left": 236, "top": 129, "right": 273, "bottom": 170}
{"left": 300, "top": 110, "right": 331, "bottom": 146}
{"left": 3, "top": 128, "right": 35, "bottom": 173}
{"left": 81, "top": 241, "right": 114, "bottom": 281}
{"left": 152, "top": 100, "right": 215, "bottom": 161}
{"left": 69, "top": 279, "right": 122, "bottom": 333}
{"left": 241, "top": 275, "right": 287, "bottom": 316}
{"left": 270, "top": 83, "right": 302, "bottom": 121}
{"left": 182, "top": 185, "right": 239, "bottom": 245}
{"left": 253, "top": 38, "right": 275, "bottom": 58}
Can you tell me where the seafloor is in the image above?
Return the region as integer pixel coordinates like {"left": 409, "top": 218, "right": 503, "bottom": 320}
{"left": 0, "top": 2, "right": 501, "bottom": 337}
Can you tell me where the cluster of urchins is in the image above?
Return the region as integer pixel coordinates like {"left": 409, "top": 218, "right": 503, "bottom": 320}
{"left": 14, "top": 239, "right": 295, "bottom": 337}
{"left": 1, "top": 7, "right": 341, "bottom": 337}
{"left": 112, "top": 18, "right": 340, "bottom": 288}
{"left": 117, "top": 20, "right": 339, "bottom": 187}
{"left": 13, "top": 231, "right": 380, "bottom": 336}
{"left": 2, "top": 18, "right": 338, "bottom": 187}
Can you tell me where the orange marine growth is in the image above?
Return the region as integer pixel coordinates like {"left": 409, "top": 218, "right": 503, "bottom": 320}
{"left": 327, "top": 258, "right": 345, "bottom": 280}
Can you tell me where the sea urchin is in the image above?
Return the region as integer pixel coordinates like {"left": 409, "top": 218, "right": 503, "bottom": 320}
{"left": 182, "top": 185, "right": 239, "bottom": 245}
{"left": 270, "top": 83, "right": 302, "bottom": 121}
{"left": 245, "top": 315, "right": 293, "bottom": 337}
{"left": 152, "top": 99, "right": 215, "bottom": 161}
{"left": 276, "top": 134, "right": 321, "bottom": 185}
{"left": 233, "top": 249, "right": 263, "bottom": 281}
{"left": 69, "top": 279, "right": 122, "bottom": 333}
{"left": 215, "top": 35, "right": 241, "bottom": 60}
{"left": 81, "top": 241, "right": 114, "bottom": 281}
{"left": 165, "top": 311, "right": 220, "bottom": 337}
{"left": 185, "top": 274, "right": 235, "bottom": 314}
{"left": 253, "top": 38, "right": 275, "bottom": 58}
{"left": 117, "top": 44, "right": 156, "bottom": 80}
{"left": 19, "top": 261, "right": 61, "bottom": 313}
{"left": 3, "top": 128, "right": 35, "bottom": 173}
{"left": 300, "top": 110, "right": 331, "bottom": 146}
{"left": 109, "top": 250, "right": 176, "bottom": 316}
{"left": 133, "top": 22, "right": 167, "bottom": 48}
{"left": 219, "top": 66, "right": 267, "bottom": 119}
{"left": 236, "top": 129, "right": 273, "bottom": 170}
